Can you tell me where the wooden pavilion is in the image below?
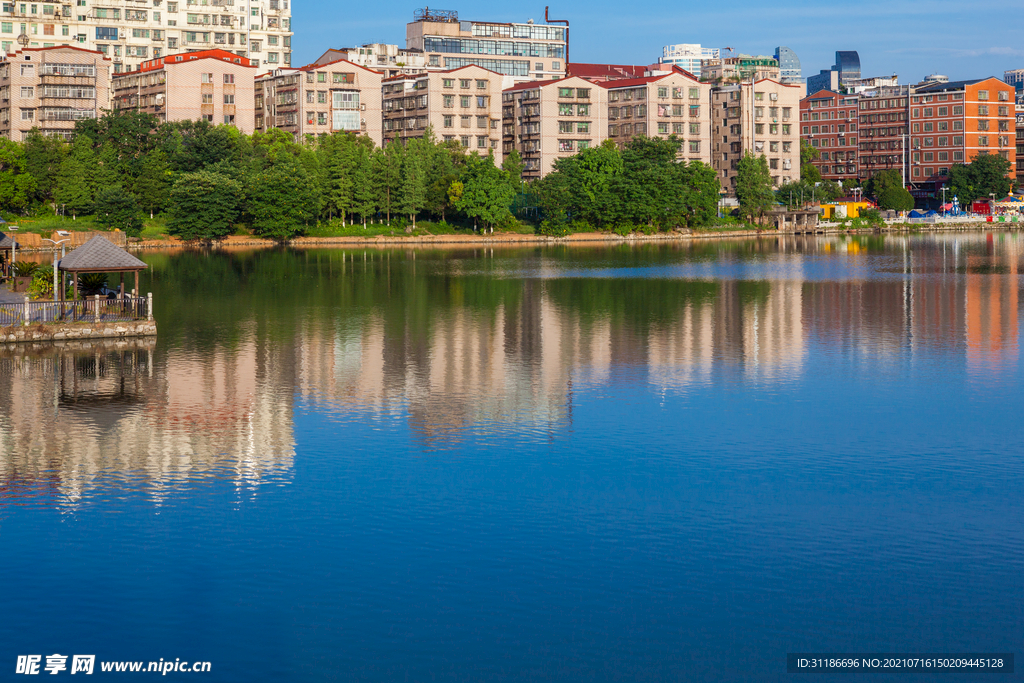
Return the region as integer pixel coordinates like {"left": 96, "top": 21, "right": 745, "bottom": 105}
{"left": 0, "top": 232, "right": 18, "bottom": 279}
{"left": 58, "top": 235, "right": 148, "bottom": 300}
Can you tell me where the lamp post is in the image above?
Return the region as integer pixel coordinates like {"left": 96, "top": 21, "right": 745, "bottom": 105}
{"left": 941, "top": 186, "right": 947, "bottom": 217}
{"left": 990, "top": 192, "right": 996, "bottom": 217}
{"left": 42, "top": 237, "right": 69, "bottom": 301}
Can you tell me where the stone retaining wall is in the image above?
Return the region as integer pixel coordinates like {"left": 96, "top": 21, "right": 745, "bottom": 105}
{"left": 0, "top": 320, "right": 157, "bottom": 344}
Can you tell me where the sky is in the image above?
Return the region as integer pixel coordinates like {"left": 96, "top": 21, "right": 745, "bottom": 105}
{"left": 290, "top": 0, "right": 1023, "bottom": 84}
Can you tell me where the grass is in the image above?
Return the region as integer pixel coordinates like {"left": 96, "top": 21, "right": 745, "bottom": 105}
{"left": 5, "top": 213, "right": 173, "bottom": 239}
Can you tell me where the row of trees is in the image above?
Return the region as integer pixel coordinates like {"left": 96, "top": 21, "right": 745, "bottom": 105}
{"left": 0, "top": 111, "right": 526, "bottom": 239}
{"left": 534, "top": 137, "right": 720, "bottom": 233}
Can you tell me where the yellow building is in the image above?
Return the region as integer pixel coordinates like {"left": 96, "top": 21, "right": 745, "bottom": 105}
{"left": 820, "top": 201, "right": 875, "bottom": 219}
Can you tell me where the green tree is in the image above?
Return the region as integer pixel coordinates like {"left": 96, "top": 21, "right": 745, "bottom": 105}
{"left": 248, "top": 155, "right": 320, "bottom": 239}
{"left": 800, "top": 139, "right": 822, "bottom": 184}
{"left": 0, "top": 138, "right": 38, "bottom": 212}
{"left": 735, "top": 153, "right": 775, "bottom": 223}
{"left": 865, "top": 169, "right": 904, "bottom": 200}
{"left": 502, "top": 148, "right": 524, "bottom": 189}
{"left": 133, "top": 148, "right": 171, "bottom": 218}
{"left": 373, "top": 140, "right": 404, "bottom": 225}
{"left": 877, "top": 185, "right": 914, "bottom": 212}
{"left": 452, "top": 152, "right": 515, "bottom": 229}
{"left": 167, "top": 170, "right": 243, "bottom": 241}
{"left": 54, "top": 136, "right": 96, "bottom": 218}
{"left": 949, "top": 153, "right": 1012, "bottom": 205}
{"left": 93, "top": 186, "right": 143, "bottom": 237}
{"left": 92, "top": 142, "right": 122, "bottom": 192}
{"left": 399, "top": 137, "right": 428, "bottom": 226}
{"left": 23, "top": 130, "right": 67, "bottom": 207}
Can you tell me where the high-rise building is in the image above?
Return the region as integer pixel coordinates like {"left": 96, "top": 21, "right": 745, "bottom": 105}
{"left": 0, "top": 0, "right": 292, "bottom": 75}
{"left": 405, "top": 8, "right": 566, "bottom": 83}
{"left": 659, "top": 44, "right": 718, "bottom": 78}
{"left": 1004, "top": 68, "right": 1024, "bottom": 93}
{"left": 112, "top": 49, "right": 258, "bottom": 132}
{"left": 773, "top": 46, "right": 802, "bottom": 85}
{"left": 806, "top": 50, "right": 860, "bottom": 95}
{"left": 0, "top": 45, "right": 110, "bottom": 140}
{"left": 712, "top": 78, "right": 802, "bottom": 193}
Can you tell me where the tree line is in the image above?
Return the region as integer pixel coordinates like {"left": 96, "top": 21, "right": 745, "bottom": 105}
{"left": 0, "top": 110, "right": 527, "bottom": 239}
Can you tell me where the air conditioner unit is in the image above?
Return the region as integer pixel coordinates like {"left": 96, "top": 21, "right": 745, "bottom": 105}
{"left": 769, "top": 93, "right": 778, "bottom": 100}
{"left": 360, "top": 103, "right": 365, "bottom": 110}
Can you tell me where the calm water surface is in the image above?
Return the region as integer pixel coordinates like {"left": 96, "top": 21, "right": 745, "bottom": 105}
{"left": 1, "top": 234, "right": 1022, "bottom": 681}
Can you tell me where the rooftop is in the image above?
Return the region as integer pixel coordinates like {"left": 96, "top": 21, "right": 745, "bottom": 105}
{"left": 59, "top": 236, "right": 148, "bottom": 273}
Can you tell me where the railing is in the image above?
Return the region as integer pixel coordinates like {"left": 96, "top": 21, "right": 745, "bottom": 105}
{"left": 0, "top": 295, "right": 151, "bottom": 327}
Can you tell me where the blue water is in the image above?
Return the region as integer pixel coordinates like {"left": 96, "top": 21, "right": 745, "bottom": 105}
{"left": 1, "top": 234, "right": 1022, "bottom": 681}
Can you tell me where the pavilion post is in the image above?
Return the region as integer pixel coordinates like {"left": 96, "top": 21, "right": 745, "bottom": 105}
{"left": 134, "top": 271, "right": 139, "bottom": 299}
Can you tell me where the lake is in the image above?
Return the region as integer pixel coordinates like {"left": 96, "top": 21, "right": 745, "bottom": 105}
{"left": 1, "top": 234, "right": 1022, "bottom": 681}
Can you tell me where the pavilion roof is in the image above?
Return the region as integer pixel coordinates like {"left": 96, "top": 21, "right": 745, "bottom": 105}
{"left": 0, "top": 232, "right": 18, "bottom": 249}
{"left": 58, "top": 235, "right": 148, "bottom": 273}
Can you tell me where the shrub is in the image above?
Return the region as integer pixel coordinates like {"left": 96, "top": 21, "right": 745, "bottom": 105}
{"left": 858, "top": 208, "right": 883, "bottom": 226}
{"left": 12, "top": 261, "right": 39, "bottom": 277}
{"left": 613, "top": 222, "right": 635, "bottom": 237}
{"left": 78, "top": 273, "right": 108, "bottom": 297}
{"left": 537, "top": 219, "right": 572, "bottom": 237}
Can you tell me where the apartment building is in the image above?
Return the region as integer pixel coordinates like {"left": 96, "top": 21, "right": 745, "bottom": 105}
{"left": 700, "top": 55, "right": 779, "bottom": 84}
{"left": 604, "top": 68, "right": 712, "bottom": 164}
{"left": 799, "top": 89, "right": 859, "bottom": 183}
{"left": 255, "top": 59, "right": 383, "bottom": 145}
{"left": 0, "top": 44, "right": 109, "bottom": 140}
{"left": 857, "top": 78, "right": 1016, "bottom": 195}
{"left": 309, "top": 44, "right": 427, "bottom": 79}
{"left": 907, "top": 78, "right": 1015, "bottom": 191}
{"left": 712, "top": 78, "right": 801, "bottom": 193}
{"left": 1016, "top": 98, "right": 1024, "bottom": 187}
{"left": 0, "top": 0, "right": 291, "bottom": 75}
{"left": 856, "top": 86, "right": 910, "bottom": 183}
{"left": 566, "top": 62, "right": 649, "bottom": 83}
{"left": 112, "top": 48, "right": 256, "bottom": 131}
{"left": 381, "top": 64, "right": 502, "bottom": 158}
{"left": 405, "top": 8, "right": 565, "bottom": 82}
{"left": 501, "top": 76, "right": 606, "bottom": 179}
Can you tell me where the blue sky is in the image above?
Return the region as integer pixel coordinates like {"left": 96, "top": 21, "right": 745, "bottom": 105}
{"left": 291, "top": 1, "right": 1022, "bottom": 83}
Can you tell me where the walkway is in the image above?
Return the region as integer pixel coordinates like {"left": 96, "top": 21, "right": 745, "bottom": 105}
{"left": 0, "top": 284, "right": 23, "bottom": 304}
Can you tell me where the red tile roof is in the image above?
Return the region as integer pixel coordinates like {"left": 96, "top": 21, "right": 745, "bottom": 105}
{"left": 122, "top": 49, "right": 257, "bottom": 75}
{"left": 566, "top": 62, "right": 649, "bottom": 80}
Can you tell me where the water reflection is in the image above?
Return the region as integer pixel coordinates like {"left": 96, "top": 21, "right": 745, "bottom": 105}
{"left": 0, "top": 337, "right": 295, "bottom": 507}
{"left": 1, "top": 234, "right": 1020, "bottom": 501}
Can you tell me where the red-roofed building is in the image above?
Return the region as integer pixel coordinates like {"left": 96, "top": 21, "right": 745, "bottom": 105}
{"left": 254, "top": 59, "right": 383, "bottom": 144}
{"left": 603, "top": 68, "right": 712, "bottom": 164}
{"left": 0, "top": 46, "right": 111, "bottom": 141}
{"left": 501, "top": 76, "right": 607, "bottom": 179}
{"left": 112, "top": 49, "right": 258, "bottom": 133}
{"left": 799, "top": 89, "right": 860, "bottom": 183}
{"left": 382, "top": 65, "right": 502, "bottom": 156}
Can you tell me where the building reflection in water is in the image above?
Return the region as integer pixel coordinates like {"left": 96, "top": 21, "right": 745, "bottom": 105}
{"left": 0, "top": 336, "right": 295, "bottom": 507}
{"left": 1, "top": 234, "right": 1019, "bottom": 500}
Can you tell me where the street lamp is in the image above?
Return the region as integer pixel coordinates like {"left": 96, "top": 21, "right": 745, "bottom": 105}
{"left": 941, "top": 186, "right": 947, "bottom": 217}
{"left": 42, "top": 237, "right": 69, "bottom": 301}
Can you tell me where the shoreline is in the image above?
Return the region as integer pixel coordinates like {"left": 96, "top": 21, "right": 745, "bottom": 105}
{"left": 7, "top": 221, "right": 1020, "bottom": 253}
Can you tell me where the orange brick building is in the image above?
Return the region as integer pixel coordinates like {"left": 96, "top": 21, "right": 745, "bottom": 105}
{"left": 908, "top": 77, "right": 1015, "bottom": 194}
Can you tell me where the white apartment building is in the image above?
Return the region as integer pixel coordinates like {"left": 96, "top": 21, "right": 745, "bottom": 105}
{"left": 604, "top": 69, "right": 712, "bottom": 165}
{"left": 0, "top": 0, "right": 291, "bottom": 75}
{"left": 0, "top": 44, "right": 109, "bottom": 139}
{"left": 502, "top": 76, "right": 607, "bottom": 179}
{"left": 382, "top": 64, "right": 503, "bottom": 158}
{"left": 255, "top": 58, "right": 383, "bottom": 144}
{"left": 712, "top": 78, "right": 802, "bottom": 193}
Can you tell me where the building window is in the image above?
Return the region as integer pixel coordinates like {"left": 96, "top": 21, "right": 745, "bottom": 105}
{"left": 202, "top": 93, "right": 213, "bottom": 103}
{"left": 443, "top": 115, "right": 453, "bottom": 128}
{"left": 977, "top": 90, "right": 988, "bottom": 100}
{"left": 224, "top": 94, "right": 234, "bottom": 104}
